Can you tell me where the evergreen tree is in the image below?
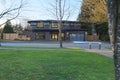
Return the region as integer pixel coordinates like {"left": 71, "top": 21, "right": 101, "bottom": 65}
{"left": 78, "top": 0, "right": 109, "bottom": 41}
{"left": 78, "top": 0, "right": 108, "bottom": 23}
{"left": 3, "top": 21, "right": 14, "bottom": 33}
{"left": 13, "top": 24, "right": 23, "bottom": 34}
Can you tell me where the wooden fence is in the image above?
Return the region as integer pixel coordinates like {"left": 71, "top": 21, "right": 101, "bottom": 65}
{"left": 87, "top": 35, "right": 99, "bottom": 41}
{"left": 3, "top": 33, "right": 30, "bottom": 40}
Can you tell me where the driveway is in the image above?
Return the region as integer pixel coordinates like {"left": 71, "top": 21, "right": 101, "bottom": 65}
{"left": 85, "top": 49, "right": 113, "bottom": 58}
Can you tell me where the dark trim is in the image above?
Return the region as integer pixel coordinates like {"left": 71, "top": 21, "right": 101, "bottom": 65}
{"left": 28, "top": 20, "right": 81, "bottom": 23}
{"left": 32, "top": 29, "right": 88, "bottom": 32}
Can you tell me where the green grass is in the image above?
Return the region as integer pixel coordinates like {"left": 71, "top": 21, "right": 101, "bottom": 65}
{"left": 0, "top": 50, "right": 114, "bottom": 80}
{"left": 0, "top": 46, "right": 60, "bottom": 49}
{"left": 0, "top": 46, "right": 83, "bottom": 51}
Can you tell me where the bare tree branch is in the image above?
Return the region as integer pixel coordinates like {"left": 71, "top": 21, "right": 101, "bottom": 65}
{"left": 0, "top": 0, "right": 25, "bottom": 27}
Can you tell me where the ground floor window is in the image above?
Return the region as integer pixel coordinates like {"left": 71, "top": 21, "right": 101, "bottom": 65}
{"left": 36, "top": 33, "right": 45, "bottom": 40}
{"left": 51, "top": 33, "right": 58, "bottom": 40}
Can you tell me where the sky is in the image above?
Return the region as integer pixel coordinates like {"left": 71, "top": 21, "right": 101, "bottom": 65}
{"left": 0, "top": 0, "right": 82, "bottom": 27}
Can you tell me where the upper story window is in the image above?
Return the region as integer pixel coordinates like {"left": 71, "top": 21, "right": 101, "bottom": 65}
{"left": 76, "top": 23, "right": 81, "bottom": 26}
{"left": 63, "top": 22, "right": 69, "bottom": 26}
{"left": 30, "top": 22, "right": 37, "bottom": 26}
{"left": 52, "top": 22, "right": 58, "bottom": 28}
{"left": 37, "top": 22, "right": 43, "bottom": 28}
{"left": 70, "top": 22, "right": 74, "bottom": 27}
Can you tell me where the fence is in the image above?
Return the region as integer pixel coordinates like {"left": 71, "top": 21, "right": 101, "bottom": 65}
{"left": 3, "top": 33, "right": 30, "bottom": 40}
{"left": 87, "top": 35, "right": 99, "bottom": 41}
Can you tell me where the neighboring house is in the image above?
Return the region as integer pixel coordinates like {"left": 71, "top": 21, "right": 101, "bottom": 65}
{"left": 28, "top": 20, "right": 87, "bottom": 41}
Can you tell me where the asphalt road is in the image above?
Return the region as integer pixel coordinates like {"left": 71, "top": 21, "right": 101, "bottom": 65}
{"left": 0, "top": 41, "right": 111, "bottom": 50}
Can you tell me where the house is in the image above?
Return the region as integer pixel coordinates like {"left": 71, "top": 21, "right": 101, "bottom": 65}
{"left": 27, "top": 20, "right": 87, "bottom": 41}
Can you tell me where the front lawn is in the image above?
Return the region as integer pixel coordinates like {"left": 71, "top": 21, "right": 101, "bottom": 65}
{"left": 0, "top": 50, "right": 114, "bottom": 80}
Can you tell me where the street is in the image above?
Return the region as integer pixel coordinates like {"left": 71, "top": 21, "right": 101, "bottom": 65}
{"left": 0, "top": 41, "right": 111, "bottom": 50}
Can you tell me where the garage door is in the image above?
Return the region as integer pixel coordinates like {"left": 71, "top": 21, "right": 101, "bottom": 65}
{"left": 69, "top": 33, "right": 85, "bottom": 41}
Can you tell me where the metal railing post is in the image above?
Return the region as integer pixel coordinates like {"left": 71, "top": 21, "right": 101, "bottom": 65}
{"left": 88, "top": 43, "right": 92, "bottom": 49}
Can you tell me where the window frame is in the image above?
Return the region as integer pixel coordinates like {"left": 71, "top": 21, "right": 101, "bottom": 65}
{"left": 37, "top": 22, "right": 44, "bottom": 28}
{"left": 51, "top": 22, "right": 58, "bottom": 28}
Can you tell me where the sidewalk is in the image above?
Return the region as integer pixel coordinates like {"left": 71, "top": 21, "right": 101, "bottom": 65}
{"left": 85, "top": 49, "right": 113, "bottom": 58}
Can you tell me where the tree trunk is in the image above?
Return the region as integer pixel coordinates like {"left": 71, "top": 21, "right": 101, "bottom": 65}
{"left": 91, "top": 23, "right": 96, "bottom": 41}
{"left": 58, "top": 21, "right": 63, "bottom": 48}
{"left": 114, "top": 0, "right": 120, "bottom": 79}
{"left": 107, "top": 0, "right": 120, "bottom": 80}
{"left": 58, "top": 0, "right": 63, "bottom": 48}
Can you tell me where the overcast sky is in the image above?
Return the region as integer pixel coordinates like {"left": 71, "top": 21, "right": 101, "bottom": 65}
{"left": 0, "top": 0, "right": 82, "bottom": 27}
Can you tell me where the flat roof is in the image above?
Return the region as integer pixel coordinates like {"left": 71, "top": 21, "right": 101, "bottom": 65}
{"left": 28, "top": 20, "right": 80, "bottom": 23}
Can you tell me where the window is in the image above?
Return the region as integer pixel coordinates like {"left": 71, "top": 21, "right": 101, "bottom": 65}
{"left": 75, "top": 23, "right": 81, "bottom": 27}
{"left": 63, "top": 22, "right": 69, "bottom": 26}
{"left": 30, "top": 22, "right": 37, "bottom": 26}
{"left": 66, "top": 23, "right": 69, "bottom": 26}
{"left": 36, "top": 33, "right": 45, "bottom": 40}
{"left": 37, "top": 22, "right": 43, "bottom": 28}
{"left": 51, "top": 22, "right": 58, "bottom": 28}
{"left": 52, "top": 33, "right": 58, "bottom": 40}
{"left": 70, "top": 23, "right": 74, "bottom": 27}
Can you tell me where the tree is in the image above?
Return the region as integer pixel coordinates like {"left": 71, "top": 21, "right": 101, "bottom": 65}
{"left": 107, "top": 0, "right": 120, "bottom": 80}
{"left": 13, "top": 24, "right": 23, "bottom": 34}
{"left": 78, "top": 0, "right": 108, "bottom": 40}
{"left": 0, "top": 0, "right": 25, "bottom": 27}
{"left": 48, "top": 0, "right": 72, "bottom": 48}
{"left": 3, "top": 21, "right": 14, "bottom": 33}
{"left": 96, "top": 22, "right": 109, "bottom": 41}
{"left": 0, "top": 0, "right": 26, "bottom": 46}
{"left": 78, "top": 0, "right": 107, "bottom": 23}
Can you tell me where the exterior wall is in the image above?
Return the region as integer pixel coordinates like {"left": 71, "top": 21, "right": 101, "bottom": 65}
{"left": 45, "top": 32, "right": 51, "bottom": 40}
{"left": 30, "top": 32, "right": 36, "bottom": 40}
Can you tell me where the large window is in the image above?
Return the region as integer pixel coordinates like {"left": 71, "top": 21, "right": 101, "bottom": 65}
{"left": 51, "top": 22, "right": 58, "bottom": 28}
{"left": 37, "top": 22, "right": 43, "bottom": 28}
{"left": 36, "top": 33, "right": 45, "bottom": 40}
{"left": 51, "top": 33, "right": 58, "bottom": 40}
